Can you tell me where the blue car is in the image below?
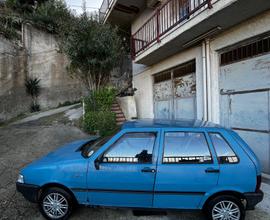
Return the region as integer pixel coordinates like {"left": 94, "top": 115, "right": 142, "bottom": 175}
{"left": 16, "top": 119, "right": 263, "bottom": 220}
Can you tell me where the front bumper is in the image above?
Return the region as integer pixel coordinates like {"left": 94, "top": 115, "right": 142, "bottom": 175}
{"left": 16, "top": 182, "right": 40, "bottom": 203}
{"left": 244, "top": 190, "right": 264, "bottom": 210}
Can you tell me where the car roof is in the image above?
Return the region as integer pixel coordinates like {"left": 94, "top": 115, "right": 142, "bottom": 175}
{"left": 122, "top": 119, "right": 224, "bottom": 130}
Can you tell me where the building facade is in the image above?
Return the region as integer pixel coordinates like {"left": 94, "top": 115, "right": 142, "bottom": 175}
{"left": 100, "top": 0, "right": 270, "bottom": 175}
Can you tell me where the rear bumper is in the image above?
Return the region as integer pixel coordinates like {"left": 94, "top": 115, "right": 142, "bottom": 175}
{"left": 16, "top": 182, "right": 40, "bottom": 203}
{"left": 244, "top": 190, "right": 264, "bottom": 210}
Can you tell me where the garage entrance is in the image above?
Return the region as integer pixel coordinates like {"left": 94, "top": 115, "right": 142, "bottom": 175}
{"left": 219, "top": 36, "right": 270, "bottom": 174}
{"left": 153, "top": 60, "right": 196, "bottom": 120}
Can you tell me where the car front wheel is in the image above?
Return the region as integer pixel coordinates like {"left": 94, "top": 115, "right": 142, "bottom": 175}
{"left": 39, "top": 187, "right": 74, "bottom": 220}
{"left": 206, "top": 195, "right": 245, "bottom": 220}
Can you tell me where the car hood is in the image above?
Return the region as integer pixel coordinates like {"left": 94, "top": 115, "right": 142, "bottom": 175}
{"left": 24, "top": 137, "right": 98, "bottom": 168}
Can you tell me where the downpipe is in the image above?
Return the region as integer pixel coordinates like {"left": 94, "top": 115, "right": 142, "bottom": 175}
{"left": 202, "top": 39, "right": 212, "bottom": 122}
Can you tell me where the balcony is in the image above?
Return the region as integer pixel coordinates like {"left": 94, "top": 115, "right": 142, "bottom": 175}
{"left": 131, "top": 0, "right": 212, "bottom": 58}
{"left": 99, "top": 0, "right": 145, "bottom": 30}
{"left": 99, "top": 0, "right": 114, "bottom": 22}
{"left": 131, "top": 0, "right": 270, "bottom": 65}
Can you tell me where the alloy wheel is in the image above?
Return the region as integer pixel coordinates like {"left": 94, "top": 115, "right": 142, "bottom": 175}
{"left": 212, "top": 200, "right": 241, "bottom": 220}
{"left": 42, "top": 192, "right": 69, "bottom": 219}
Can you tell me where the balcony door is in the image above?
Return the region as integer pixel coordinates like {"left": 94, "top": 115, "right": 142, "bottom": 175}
{"left": 153, "top": 60, "right": 196, "bottom": 120}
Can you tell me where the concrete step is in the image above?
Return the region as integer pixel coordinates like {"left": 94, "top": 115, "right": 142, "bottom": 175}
{"left": 115, "top": 111, "right": 124, "bottom": 115}
{"left": 112, "top": 110, "right": 122, "bottom": 114}
{"left": 111, "top": 107, "right": 121, "bottom": 111}
{"left": 111, "top": 102, "right": 126, "bottom": 125}
{"left": 116, "top": 117, "right": 126, "bottom": 122}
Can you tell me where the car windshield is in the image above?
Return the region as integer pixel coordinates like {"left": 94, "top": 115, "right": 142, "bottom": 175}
{"left": 80, "top": 129, "right": 120, "bottom": 158}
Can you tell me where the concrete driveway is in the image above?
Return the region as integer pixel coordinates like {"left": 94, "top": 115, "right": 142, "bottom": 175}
{"left": 0, "top": 109, "right": 269, "bottom": 220}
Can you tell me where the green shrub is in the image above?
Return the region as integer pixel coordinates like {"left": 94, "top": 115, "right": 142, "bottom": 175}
{"left": 83, "top": 111, "right": 116, "bottom": 136}
{"left": 0, "top": 14, "right": 22, "bottom": 40}
{"left": 25, "top": 77, "right": 41, "bottom": 112}
{"left": 84, "top": 87, "right": 117, "bottom": 112}
{"left": 30, "top": 103, "right": 40, "bottom": 112}
{"left": 26, "top": 0, "right": 73, "bottom": 34}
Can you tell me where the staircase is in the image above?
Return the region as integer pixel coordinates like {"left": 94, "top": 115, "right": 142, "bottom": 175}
{"left": 111, "top": 102, "right": 126, "bottom": 125}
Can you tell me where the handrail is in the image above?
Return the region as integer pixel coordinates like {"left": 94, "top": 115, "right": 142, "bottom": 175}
{"left": 131, "top": 0, "right": 213, "bottom": 59}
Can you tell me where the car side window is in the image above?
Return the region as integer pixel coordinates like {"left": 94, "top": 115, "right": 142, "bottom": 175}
{"left": 103, "top": 132, "right": 156, "bottom": 164}
{"left": 163, "top": 132, "right": 212, "bottom": 164}
{"left": 209, "top": 133, "right": 239, "bottom": 164}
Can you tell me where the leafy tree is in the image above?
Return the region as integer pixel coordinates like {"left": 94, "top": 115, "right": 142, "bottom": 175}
{"left": 60, "top": 14, "right": 124, "bottom": 91}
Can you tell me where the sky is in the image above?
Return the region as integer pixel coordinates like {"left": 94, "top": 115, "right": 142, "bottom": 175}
{"left": 65, "top": 0, "right": 103, "bottom": 15}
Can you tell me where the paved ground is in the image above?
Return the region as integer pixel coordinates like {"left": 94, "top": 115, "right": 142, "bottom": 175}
{"left": 0, "top": 108, "right": 270, "bottom": 220}
{"left": 10, "top": 104, "right": 81, "bottom": 125}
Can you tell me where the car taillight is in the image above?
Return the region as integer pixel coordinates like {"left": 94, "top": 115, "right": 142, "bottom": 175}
{"left": 256, "top": 175, "right": 262, "bottom": 192}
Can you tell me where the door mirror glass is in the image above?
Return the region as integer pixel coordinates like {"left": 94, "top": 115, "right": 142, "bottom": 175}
{"left": 87, "top": 150, "right": 95, "bottom": 157}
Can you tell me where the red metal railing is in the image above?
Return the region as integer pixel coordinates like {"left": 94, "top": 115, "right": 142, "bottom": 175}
{"left": 99, "top": 0, "right": 114, "bottom": 22}
{"left": 131, "top": 0, "right": 212, "bottom": 58}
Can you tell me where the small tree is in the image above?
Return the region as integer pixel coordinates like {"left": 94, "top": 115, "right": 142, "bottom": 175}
{"left": 60, "top": 14, "right": 124, "bottom": 91}
{"left": 25, "top": 77, "right": 41, "bottom": 112}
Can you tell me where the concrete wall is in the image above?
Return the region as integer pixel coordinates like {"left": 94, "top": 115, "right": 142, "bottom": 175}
{"left": 117, "top": 96, "right": 137, "bottom": 120}
{"left": 0, "top": 37, "right": 30, "bottom": 121}
{"left": 0, "top": 24, "right": 85, "bottom": 122}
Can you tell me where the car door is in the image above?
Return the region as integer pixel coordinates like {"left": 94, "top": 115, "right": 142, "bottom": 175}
{"left": 153, "top": 128, "right": 219, "bottom": 209}
{"left": 86, "top": 128, "right": 160, "bottom": 208}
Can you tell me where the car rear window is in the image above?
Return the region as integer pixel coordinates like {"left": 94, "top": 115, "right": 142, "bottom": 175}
{"left": 163, "top": 132, "right": 213, "bottom": 164}
{"left": 209, "top": 133, "right": 239, "bottom": 164}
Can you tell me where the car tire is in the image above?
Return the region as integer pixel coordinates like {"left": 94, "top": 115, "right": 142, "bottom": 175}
{"left": 205, "top": 195, "right": 245, "bottom": 220}
{"left": 39, "top": 187, "right": 74, "bottom": 220}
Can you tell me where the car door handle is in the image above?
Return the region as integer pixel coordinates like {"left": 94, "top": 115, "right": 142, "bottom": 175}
{"left": 205, "top": 168, "right": 220, "bottom": 173}
{"left": 141, "top": 167, "right": 156, "bottom": 173}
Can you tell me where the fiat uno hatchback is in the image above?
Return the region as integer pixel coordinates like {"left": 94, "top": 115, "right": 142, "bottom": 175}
{"left": 16, "top": 119, "right": 263, "bottom": 220}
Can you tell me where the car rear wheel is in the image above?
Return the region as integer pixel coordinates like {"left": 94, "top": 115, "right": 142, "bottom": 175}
{"left": 39, "top": 187, "right": 74, "bottom": 220}
{"left": 206, "top": 195, "right": 245, "bottom": 220}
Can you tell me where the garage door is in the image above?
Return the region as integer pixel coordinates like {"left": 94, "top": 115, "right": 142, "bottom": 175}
{"left": 153, "top": 60, "right": 196, "bottom": 120}
{"left": 219, "top": 37, "right": 270, "bottom": 174}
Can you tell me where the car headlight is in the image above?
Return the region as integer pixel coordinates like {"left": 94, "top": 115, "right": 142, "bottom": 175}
{"left": 17, "top": 174, "right": 24, "bottom": 184}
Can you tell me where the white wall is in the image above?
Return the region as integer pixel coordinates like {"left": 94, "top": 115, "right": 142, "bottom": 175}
{"left": 133, "top": 10, "right": 270, "bottom": 121}
{"left": 133, "top": 46, "right": 204, "bottom": 120}
{"left": 133, "top": 68, "right": 154, "bottom": 118}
